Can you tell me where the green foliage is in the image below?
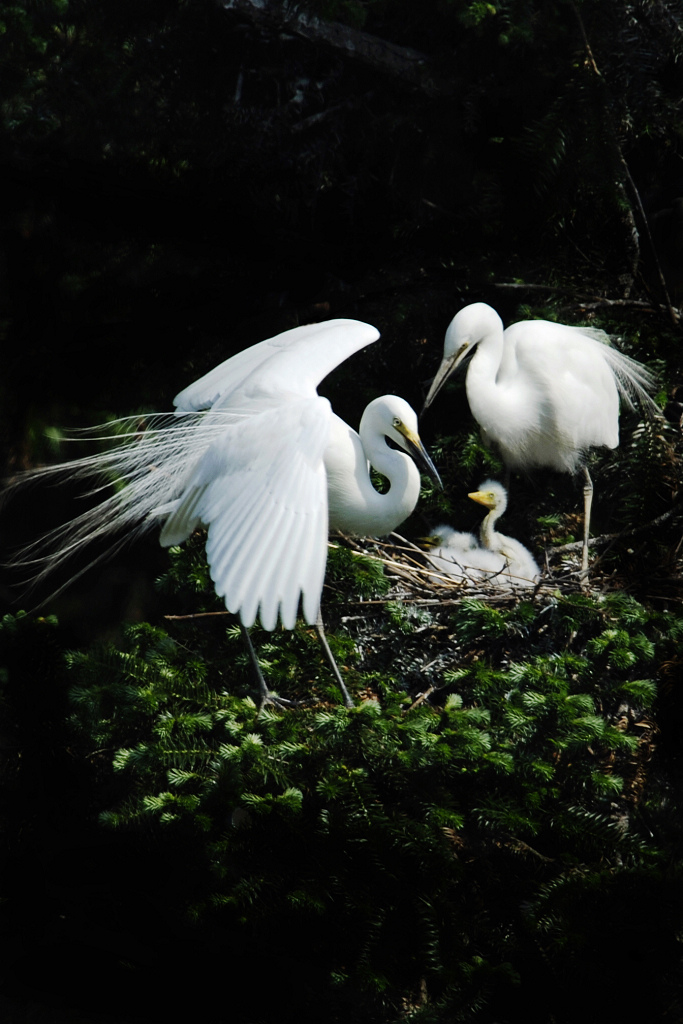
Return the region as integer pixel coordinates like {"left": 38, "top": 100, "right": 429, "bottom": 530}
{"left": 23, "top": 575, "right": 673, "bottom": 1021}
{"left": 600, "top": 412, "right": 680, "bottom": 526}
{"left": 384, "top": 600, "right": 434, "bottom": 634}
{"left": 324, "top": 543, "right": 391, "bottom": 603}
{"left": 416, "top": 430, "right": 505, "bottom": 533}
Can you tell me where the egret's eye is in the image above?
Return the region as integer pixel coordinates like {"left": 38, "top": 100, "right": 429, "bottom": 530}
{"left": 392, "top": 417, "right": 402, "bottom": 429}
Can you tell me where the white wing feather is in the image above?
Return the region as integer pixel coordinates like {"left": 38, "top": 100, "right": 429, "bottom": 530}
{"left": 175, "top": 318, "right": 379, "bottom": 411}
{"left": 510, "top": 320, "right": 659, "bottom": 417}
{"left": 486, "top": 319, "right": 659, "bottom": 472}
{"left": 10, "top": 318, "right": 380, "bottom": 629}
{"left": 162, "top": 398, "right": 331, "bottom": 628}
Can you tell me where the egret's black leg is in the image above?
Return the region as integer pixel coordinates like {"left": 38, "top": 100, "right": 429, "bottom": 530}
{"left": 239, "top": 623, "right": 295, "bottom": 709}
{"left": 315, "top": 611, "right": 354, "bottom": 709}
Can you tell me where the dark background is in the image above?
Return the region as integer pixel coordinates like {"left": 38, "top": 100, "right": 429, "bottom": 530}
{"left": 1, "top": 2, "right": 682, "bottom": 1022}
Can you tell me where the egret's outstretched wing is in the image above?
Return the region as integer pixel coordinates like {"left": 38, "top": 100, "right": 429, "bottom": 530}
{"left": 160, "top": 397, "right": 332, "bottom": 629}
{"left": 8, "top": 318, "right": 380, "bottom": 627}
{"left": 175, "top": 319, "right": 379, "bottom": 411}
{"left": 6, "top": 411, "right": 208, "bottom": 596}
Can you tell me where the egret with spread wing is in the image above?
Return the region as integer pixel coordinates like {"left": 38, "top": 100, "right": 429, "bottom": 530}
{"left": 11, "top": 319, "right": 440, "bottom": 707}
{"left": 423, "top": 303, "right": 658, "bottom": 574}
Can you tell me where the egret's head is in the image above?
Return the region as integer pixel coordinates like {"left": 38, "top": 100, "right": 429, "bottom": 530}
{"left": 422, "top": 302, "right": 503, "bottom": 412}
{"left": 362, "top": 395, "right": 442, "bottom": 488}
{"left": 416, "top": 524, "right": 464, "bottom": 550}
{"left": 468, "top": 479, "right": 508, "bottom": 514}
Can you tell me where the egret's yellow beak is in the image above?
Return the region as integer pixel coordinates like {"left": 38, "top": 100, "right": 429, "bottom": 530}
{"left": 395, "top": 424, "right": 443, "bottom": 489}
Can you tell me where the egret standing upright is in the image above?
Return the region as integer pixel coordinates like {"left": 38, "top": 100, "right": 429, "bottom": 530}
{"left": 12, "top": 318, "right": 440, "bottom": 706}
{"left": 423, "top": 303, "right": 658, "bottom": 574}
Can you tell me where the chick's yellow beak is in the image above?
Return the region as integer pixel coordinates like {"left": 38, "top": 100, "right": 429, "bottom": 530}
{"left": 468, "top": 489, "right": 495, "bottom": 510}
{"left": 415, "top": 534, "right": 441, "bottom": 550}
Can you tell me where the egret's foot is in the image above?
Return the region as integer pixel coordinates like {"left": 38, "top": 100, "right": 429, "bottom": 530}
{"left": 240, "top": 623, "right": 299, "bottom": 710}
{"left": 338, "top": 687, "right": 355, "bottom": 710}
{"left": 259, "top": 691, "right": 299, "bottom": 711}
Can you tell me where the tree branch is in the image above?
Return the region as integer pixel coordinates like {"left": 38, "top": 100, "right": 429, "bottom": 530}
{"left": 494, "top": 282, "right": 676, "bottom": 314}
{"left": 218, "top": 0, "right": 444, "bottom": 94}
{"left": 571, "top": 2, "right": 680, "bottom": 326}
{"left": 547, "top": 502, "right": 683, "bottom": 558}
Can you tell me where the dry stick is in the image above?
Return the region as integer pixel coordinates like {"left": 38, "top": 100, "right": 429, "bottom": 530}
{"left": 495, "top": 283, "right": 673, "bottom": 314}
{"left": 408, "top": 686, "right": 437, "bottom": 711}
{"left": 165, "top": 610, "right": 232, "bottom": 620}
{"left": 548, "top": 502, "right": 683, "bottom": 558}
{"left": 381, "top": 547, "right": 541, "bottom": 591}
{"left": 579, "top": 299, "right": 671, "bottom": 312}
{"left": 333, "top": 532, "right": 457, "bottom": 595}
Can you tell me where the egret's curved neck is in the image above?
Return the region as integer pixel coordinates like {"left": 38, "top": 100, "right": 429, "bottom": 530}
{"left": 479, "top": 507, "right": 503, "bottom": 550}
{"left": 465, "top": 322, "right": 522, "bottom": 438}
{"left": 358, "top": 430, "right": 421, "bottom": 536}
{"left": 325, "top": 415, "right": 422, "bottom": 537}
{"left": 467, "top": 323, "right": 509, "bottom": 390}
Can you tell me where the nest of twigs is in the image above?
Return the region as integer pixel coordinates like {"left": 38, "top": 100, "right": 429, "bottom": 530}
{"left": 333, "top": 531, "right": 589, "bottom": 612}
{"left": 332, "top": 491, "right": 683, "bottom": 612}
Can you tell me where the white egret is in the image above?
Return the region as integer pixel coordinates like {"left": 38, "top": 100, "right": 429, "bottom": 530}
{"left": 421, "top": 480, "right": 539, "bottom": 588}
{"left": 468, "top": 479, "right": 540, "bottom": 585}
{"left": 11, "top": 318, "right": 440, "bottom": 707}
{"left": 421, "top": 524, "right": 508, "bottom": 584}
{"left": 423, "top": 302, "right": 658, "bottom": 574}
